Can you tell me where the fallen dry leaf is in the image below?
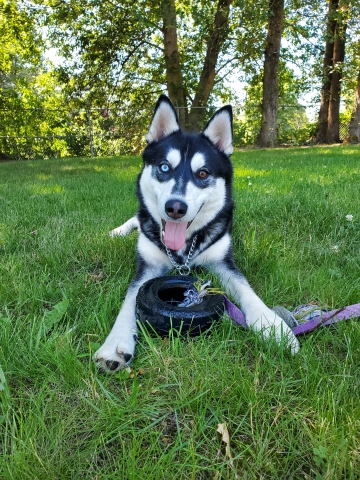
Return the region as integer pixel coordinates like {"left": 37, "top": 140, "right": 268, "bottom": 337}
{"left": 217, "top": 423, "right": 239, "bottom": 478}
{"left": 217, "top": 423, "right": 231, "bottom": 458}
{"left": 85, "top": 271, "right": 104, "bottom": 286}
{"left": 90, "top": 271, "right": 104, "bottom": 282}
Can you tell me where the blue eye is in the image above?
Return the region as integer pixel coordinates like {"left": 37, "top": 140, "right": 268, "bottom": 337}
{"left": 160, "top": 163, "right": 170, "bottom": 173}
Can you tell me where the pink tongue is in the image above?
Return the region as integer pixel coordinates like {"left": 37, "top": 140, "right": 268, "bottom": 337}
{"left": 163, "top": 221, "right": 188, "bottom": 250}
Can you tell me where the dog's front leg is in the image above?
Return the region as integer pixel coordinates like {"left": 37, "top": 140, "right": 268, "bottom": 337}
{"left": 209, "top": 252, "right": 300, "bottom": 354}
{"left": 93, "top": 279, "right": 142, "bottom": 373}
{"left": 109, "top": 216, "right": 140, "bottom": 237}
{"left": 94, "top": 267, "right": 165, "bottom": 373}
{"left": 217, "top": 263, "right": 300, "bottom": 353}
{"left": 94, "top": 258, "right": 168, "bottom": 373}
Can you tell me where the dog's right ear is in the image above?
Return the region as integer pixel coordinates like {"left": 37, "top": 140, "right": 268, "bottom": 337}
{"left": 146, "top": 95, "right": 180, "bottom": 143}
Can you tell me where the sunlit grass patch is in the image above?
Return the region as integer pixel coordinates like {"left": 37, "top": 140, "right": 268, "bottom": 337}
{"left": 32, "top": 184, "right": 64, "bottom": 194}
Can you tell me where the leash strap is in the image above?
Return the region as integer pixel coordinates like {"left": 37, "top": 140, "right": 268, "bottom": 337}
{"left": 292, "top": 303, "right": 360, "bottom": 335}
{"left": 224, "top": 296, "right": 248, "bottom": 328}
{"left": 224, "top": 296, "right": 360, "bottom": 336}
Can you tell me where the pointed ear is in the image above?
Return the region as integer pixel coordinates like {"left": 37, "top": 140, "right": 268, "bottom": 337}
{"left": 146, "top": 95, "right": 180, "bottom": 143}
{"left": 203, "top": 106, "right": 233, "bottom": 156}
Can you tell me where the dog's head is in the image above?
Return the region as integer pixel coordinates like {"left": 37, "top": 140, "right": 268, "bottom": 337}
{"left": 139, "top": 95, "right": 233, "bottom": 251}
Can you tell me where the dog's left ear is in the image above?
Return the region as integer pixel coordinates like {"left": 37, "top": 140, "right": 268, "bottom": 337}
{"left": 203, "top": 106, "right": 233, "bottom": 156}
{"left": 146, "top": 95, "right": 180, "bottom": 143}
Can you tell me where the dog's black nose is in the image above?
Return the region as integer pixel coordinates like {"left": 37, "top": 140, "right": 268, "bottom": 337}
{"left": 165, "top": 199, "right": 188, "bottom": 219}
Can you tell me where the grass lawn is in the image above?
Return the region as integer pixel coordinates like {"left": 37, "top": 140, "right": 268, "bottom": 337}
{"left": 0, "top": 145, "right": 360, "bottom": 479}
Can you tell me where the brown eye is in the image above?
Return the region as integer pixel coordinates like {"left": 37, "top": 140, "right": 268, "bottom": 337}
{"left": 198, "top": 169, "right": 209, "bottom": 179}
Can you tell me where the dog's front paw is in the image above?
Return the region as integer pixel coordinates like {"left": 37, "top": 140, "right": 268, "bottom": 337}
{"left": 109, "top": 217, "right": 140, "bottom": 237}
{"left": 270, "top": 318, "right": 300, "bottom": 355}
{"left": 248, "top": 309, "right": 300, "bottom": 355}
{"left": 94, "top": 335, "right": 136, "bottom": 373}
{"left": 109, "top": 226, "right": 128, "bottom": 238}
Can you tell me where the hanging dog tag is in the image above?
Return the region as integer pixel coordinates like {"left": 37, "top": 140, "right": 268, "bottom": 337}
{"left": 178, "top": 280, "right": 215, "bottom": 307}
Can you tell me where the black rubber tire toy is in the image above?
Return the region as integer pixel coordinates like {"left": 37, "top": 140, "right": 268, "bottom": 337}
{"left": 136, "top": 275, "right": 225, "bottom": 336}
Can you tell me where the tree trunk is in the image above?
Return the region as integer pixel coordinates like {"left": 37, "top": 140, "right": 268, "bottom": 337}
{"left": 187, "top": 0, "right": 234, "bottom": 131}
{"left": 326, "top": 17, "right": 346, "bottom": 143}
{"left": 161, "top": 0, "right": 187, "bottom": 128}
{"left": 315, "top": 0, "right": 338, "bottom": 144}
{"left": 347, "top": 70, "right": 360, "bottom": 143}
{"left": 315, "top": 0, "right": 346, "bottom": 144}
{"left": 255, "top": 0, "right": 284, "bottom": 148}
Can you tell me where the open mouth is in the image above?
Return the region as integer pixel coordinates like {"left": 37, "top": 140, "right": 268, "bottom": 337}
{"left": 161, "top": 220, "right": 193, "bottom": 251}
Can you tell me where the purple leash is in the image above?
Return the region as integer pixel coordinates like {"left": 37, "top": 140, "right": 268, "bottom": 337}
{"left": 224, "top": 297, "right": 248, "bottom": 328}
{"left": 292, "top": 304, "right": 360, "bottom": 335}
{"left": 224, "top": 297, "right": 360, "bottom": 336}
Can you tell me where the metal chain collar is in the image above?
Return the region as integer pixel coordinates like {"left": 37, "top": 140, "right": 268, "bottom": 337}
{"left": 165, "top": 235, "right": 197, "bottom": 275}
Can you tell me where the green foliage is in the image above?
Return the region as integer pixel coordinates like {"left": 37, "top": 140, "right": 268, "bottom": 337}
{"left": 0, "top": 74, "right": 75, "bottom": 158}
{"left": 1, "top": 0, "right": 360, "bottom": 152}
{"left": 0, "top": 0, "right": 42, "bottom": 75}
{"left": 0, "top": 1, "right": 69, "bottom": 157}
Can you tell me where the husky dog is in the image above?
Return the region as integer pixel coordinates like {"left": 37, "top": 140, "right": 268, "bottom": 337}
{"left": 94, "top": 95, "right": 300, "bottom": 372}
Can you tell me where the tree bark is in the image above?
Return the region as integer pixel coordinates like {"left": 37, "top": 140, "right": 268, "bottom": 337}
{"left": 255, "top": 0, "right": 284, "bottom": 148}
{"left": 315, "top": 0, "right": 346, "bottom": 144}
{"left": 187, "top": 0, "right": 234, "bottom": 131}
{"left": 315, "top": 0, "right": 338, "bottom": 144}
{"left": 161, "top": 0, "right": 187, "bottom": 128}
{"left": 347, "top": 69, "right": 360, "bottom": 143}
{"left": 326, "top": 15, "right": 346, "bottom": 143}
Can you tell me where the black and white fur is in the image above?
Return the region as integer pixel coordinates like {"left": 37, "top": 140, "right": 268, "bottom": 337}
{"left": 94, "top": 96, "right": 300, "bottom": 372}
